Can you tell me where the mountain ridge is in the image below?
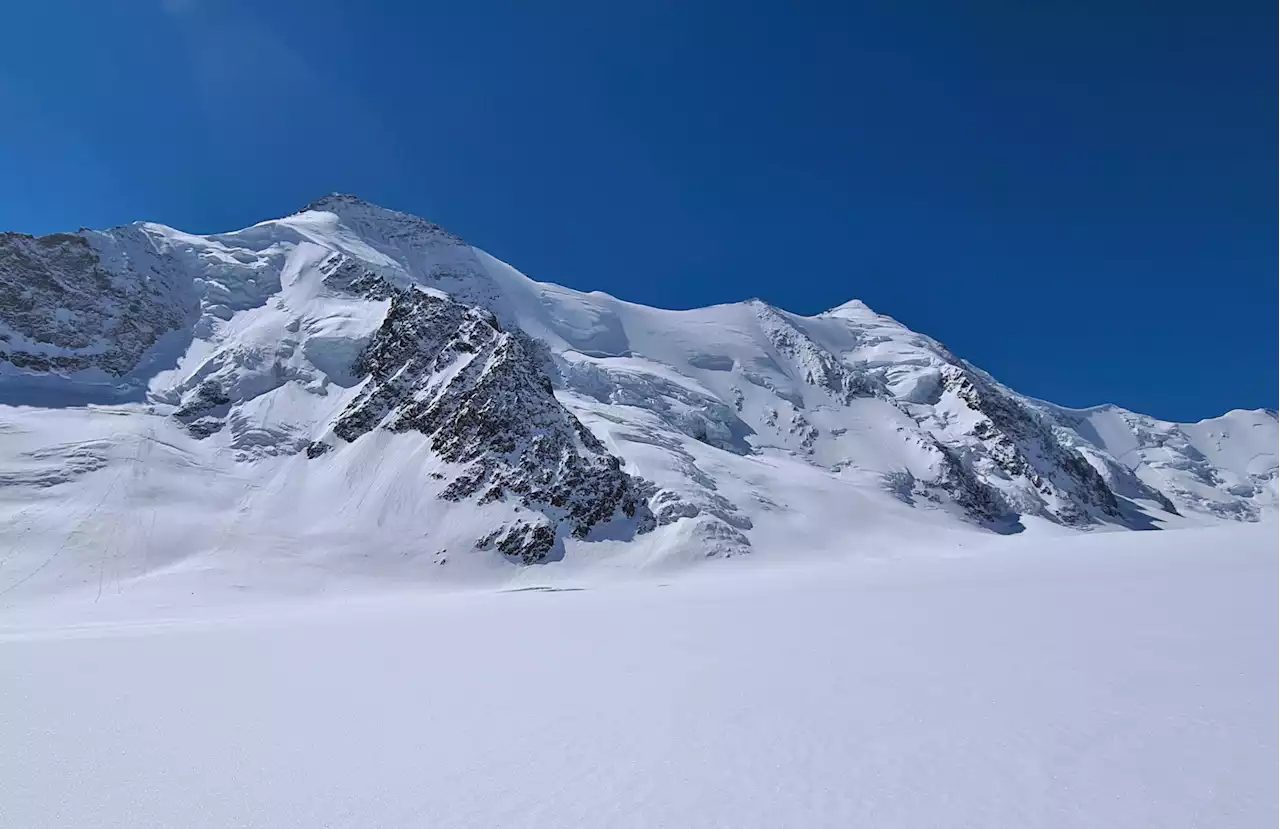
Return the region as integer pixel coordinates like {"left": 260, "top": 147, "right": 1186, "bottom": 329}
{"left": 0, "top": 196, "right": 1274, "bottom": 601}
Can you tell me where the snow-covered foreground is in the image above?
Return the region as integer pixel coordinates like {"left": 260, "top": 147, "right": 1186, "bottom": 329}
{"left": 1, "top": 523, "right": 1274, "bottom": 829}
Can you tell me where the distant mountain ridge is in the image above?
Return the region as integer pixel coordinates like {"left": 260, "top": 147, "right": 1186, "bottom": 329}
{"left": 0, "top": 195, "right": 1274, "bottom": 600}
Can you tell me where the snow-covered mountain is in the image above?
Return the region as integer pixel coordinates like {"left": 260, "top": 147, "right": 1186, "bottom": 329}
{"left": 1, "top": 195, "right": 1274, "bottom": 599}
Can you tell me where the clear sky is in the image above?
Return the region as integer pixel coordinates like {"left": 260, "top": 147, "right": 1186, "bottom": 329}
{"left": 1, "top": 1, "right": 1273, "bottom": 421}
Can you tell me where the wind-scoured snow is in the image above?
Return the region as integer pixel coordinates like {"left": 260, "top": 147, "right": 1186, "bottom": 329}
{"left": 0, "top": 195, "right": 1275, "bottom": 604}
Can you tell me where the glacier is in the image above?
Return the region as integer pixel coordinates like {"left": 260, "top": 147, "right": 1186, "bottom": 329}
{"left": 0, "top": 194, "right": 1275, "bottom": 603}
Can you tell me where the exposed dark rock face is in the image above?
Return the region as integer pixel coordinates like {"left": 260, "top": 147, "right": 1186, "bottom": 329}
{"left": 173, "top": 379, "right": 231, "bottom": 438}
{"left": 1039, "top": 404, "right": 1177, "bottom": 514}
{"left": 317, "top": 255, "right": 400, "bottom": 300}
{"left": 878, "top": 434, "right": 1017, "bottom": 528}
{"left": 0, "top": 229, "right": 190, "bottom": 377}
{"left": 748, "top": 300, "right": 1123, "bottom": 528}
{"left": 305, "top": 441, "right": 332, "bottom": 459}
{"left": 931, "top": 440, "right": 1018, "bottom": 526}
{"left": 329, "top": 268, "right": 655, "bottom": 562}
{"left": 938, "top": 366, "right": 1121, "bottom": 525}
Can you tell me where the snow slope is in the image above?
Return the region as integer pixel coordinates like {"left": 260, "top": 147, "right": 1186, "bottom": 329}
{"left": 0, "top": 195, "right": 1275, "bottom": 602}
{"left": 1040, "top": 403, "right": 1279, "bottom": 520}
{"left": 1, "top": 523, "right": 1274, "bottom": 829}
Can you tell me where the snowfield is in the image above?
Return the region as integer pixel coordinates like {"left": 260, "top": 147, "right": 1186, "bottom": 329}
{"left": 1, "top": 522, "right": 1275, "bottom": 829}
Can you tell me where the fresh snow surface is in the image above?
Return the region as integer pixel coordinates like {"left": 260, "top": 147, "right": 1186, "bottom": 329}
{"left": 1, "top": 522, "right": 1275, "bottom": 829}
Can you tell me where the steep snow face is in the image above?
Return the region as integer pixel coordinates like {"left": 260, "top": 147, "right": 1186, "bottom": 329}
{"left": 0, "top": 195, "right": 1274, "bottom": 598}
{"left": 1041, "top": 404, "right": 1279, "bottom": 520}
{"left": 473, "top": 265, "right": 1181, "bottom": 531}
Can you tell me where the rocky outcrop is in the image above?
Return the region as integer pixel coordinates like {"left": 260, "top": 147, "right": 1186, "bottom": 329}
{"left": 173, "top": 379, "right": 232, "bottom": 438}
{"left": 747, "top": 299, "right": 1133, "bottom": 528}
{"left": 0, "top": 229, "right": 191, "bottom": 377}
{"left": 329, "top": 268, "right": 655, "bottom": 562}
{"left": 936, "top": 366, "right": 1124, "bottom": 525}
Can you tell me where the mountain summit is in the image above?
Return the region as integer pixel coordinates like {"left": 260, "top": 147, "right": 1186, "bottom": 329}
{"left": 0, "top": 198, "right": 1274, "bottom": 599}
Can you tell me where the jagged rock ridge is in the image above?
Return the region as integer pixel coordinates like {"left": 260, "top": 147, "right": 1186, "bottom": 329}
{"left": 321, "top": 258, "right": 654, "bottom": 562}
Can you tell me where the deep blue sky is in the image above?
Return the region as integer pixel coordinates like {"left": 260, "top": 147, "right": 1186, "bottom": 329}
{"left": 1, "top": 1, "right": 1273, "bottom": 420}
